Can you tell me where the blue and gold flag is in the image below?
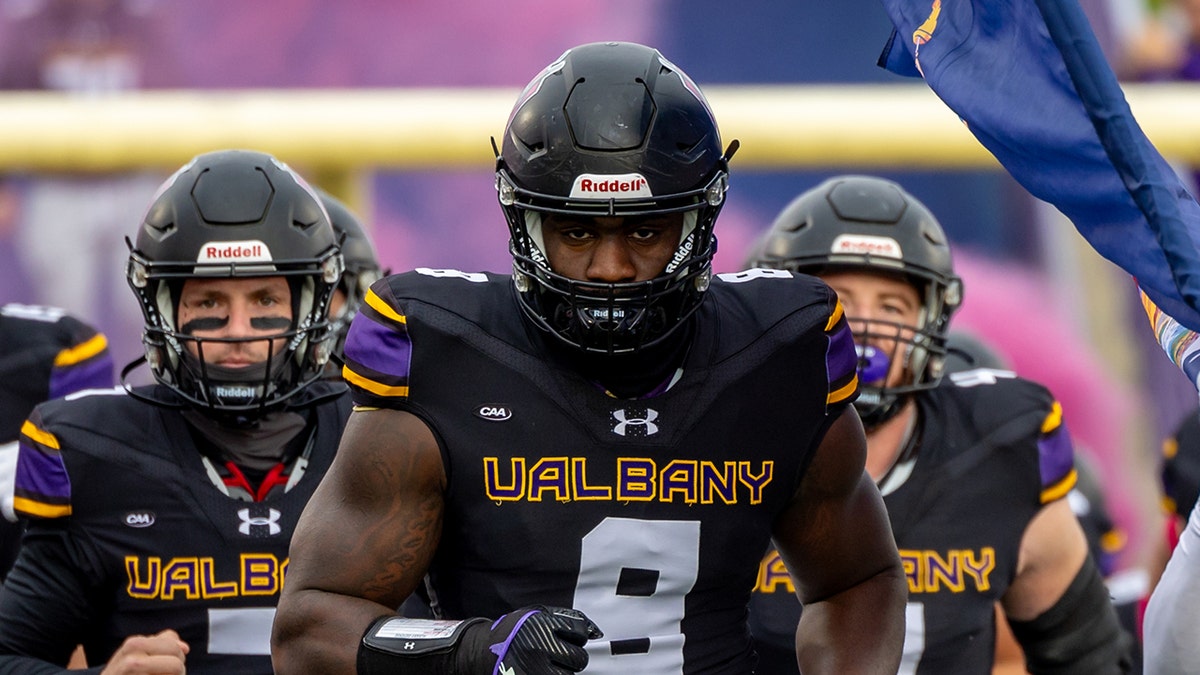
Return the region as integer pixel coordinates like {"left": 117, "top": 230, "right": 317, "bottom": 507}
{"left": 878, "top": 0, "right": 1200, "bottom": 356}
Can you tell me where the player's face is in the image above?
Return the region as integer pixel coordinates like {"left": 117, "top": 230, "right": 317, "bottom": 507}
{"left": 176, "top": 277, "right": 293, "bottom": 367}
{"left": 820, "top": 269, "right": 922, "bottom": 388}
{"left": 540, "top": 213, "right": 684, "bottom": 284}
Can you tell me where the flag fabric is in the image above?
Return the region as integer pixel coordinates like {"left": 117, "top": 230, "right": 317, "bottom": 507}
{"left": 876, "top": 0, "right": 1200, "bottom": 356}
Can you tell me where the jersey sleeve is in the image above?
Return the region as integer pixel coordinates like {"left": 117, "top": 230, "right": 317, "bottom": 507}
{"left": 1037, "top": 399, "right": 1078, "bottom": 504}
{"left": 340, "top": 281, "right": 413, "bottom": 410}
{"left": 46, "top": 317, "right": 113, "bottom": 401}
{"left": 11, "top": 410, "right": 72, "bottom": 521}
{"left": 0, "top": 522, "right": 98, "bottom": 673}
{"left": 824, "top": 297, "right": 859, "bottom": 411}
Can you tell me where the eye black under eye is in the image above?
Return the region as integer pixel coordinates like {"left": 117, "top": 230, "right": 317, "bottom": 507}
{"left": 180, "top": 317, "right": 228, "bottom": 334}
{"left": 250, "top": 317, "right": 291, "bottom": 331}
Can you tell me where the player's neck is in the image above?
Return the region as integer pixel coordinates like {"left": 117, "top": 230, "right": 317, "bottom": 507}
{"left": 864, "top": 400, "right": 917, "bottom": 482}
{"left": 182, "top": 408, "right": 309, "bottom": 472}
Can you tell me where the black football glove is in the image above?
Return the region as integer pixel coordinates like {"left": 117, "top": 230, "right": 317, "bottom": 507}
{"left": 458, "top": 605, "right": 603, "bottom": 675}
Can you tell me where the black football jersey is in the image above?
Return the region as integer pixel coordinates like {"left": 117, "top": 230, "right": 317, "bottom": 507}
{"left": 341, "top": 268, "right": 859, "bottom": 675}
{"left": 0, "top": 382, "right": 350, "bottom": 673}
{"left": 748, "top": 368, "right": 1077, "bottom": 675}
{"left": 0, "top": 304, "right": 114, "bottom": 443}
{"left": 0, "top": 303, "right": 114, "bottom": 581}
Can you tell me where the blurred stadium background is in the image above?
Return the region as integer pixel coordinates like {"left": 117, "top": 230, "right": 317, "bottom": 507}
{"left": 1, "top": 0, "right": 1196, "bottom": 578}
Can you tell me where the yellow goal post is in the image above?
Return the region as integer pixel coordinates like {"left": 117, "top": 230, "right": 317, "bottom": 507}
{"left": 1, "top": 82, "right": 1197, "bottom": 200}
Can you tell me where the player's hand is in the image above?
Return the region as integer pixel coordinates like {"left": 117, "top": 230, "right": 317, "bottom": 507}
{"left": 459, "top": 605, "right": 602, "bottom": 675}
{"left": 100, "top": 629, "right": 189, "bottom": 674}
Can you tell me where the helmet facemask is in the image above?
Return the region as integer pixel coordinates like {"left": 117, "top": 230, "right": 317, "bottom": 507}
{"left": 128, "top": 254, "right": 343, "bottom": 417}
{"left": 845, "top": 274, "right": 959, "bottom": 427}
{"left": 500, "top": 168, "right": 727, "bottom": 355}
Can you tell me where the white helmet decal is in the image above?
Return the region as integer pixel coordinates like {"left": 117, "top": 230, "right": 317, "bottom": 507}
{"left": 830, "top": 234, "right": 902, "bottom": 259}
{"left": 569, "top": 173, "right": 653, "bottom": 199}
{"left": 195, "top": 239, "right": 273, "bottom": 264}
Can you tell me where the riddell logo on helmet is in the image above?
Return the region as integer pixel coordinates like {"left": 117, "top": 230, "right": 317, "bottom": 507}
{"left": 830, "top": 234, "right": 902, "bottom": 259}
{"left": 570, "top": 173, "right": 654, "bottom": 199}
{"left": 196, "top": 240, "right": 273, "bottom": 263}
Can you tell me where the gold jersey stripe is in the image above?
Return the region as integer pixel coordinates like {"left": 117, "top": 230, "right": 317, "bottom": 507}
{"left": 825, "top": 300, "right": 845, "bottom": 332}
{"left": 1040, "top": 401, "right": 1063, "bottom": 434}
{"left": 1040, "top": 468, "right": 1077, "bottom": 504}
{"left": 343, "top": 365, "right": 409, "bottom": 398}
{"left": 365, "top": 289, "right": 406, "bottom": 325}
{"left": 21, "top": 420, "right": 60, "bottom": 450}
{"left": 53, "top": 333, "right": 108, "bottom": 367}
{"left": 13, "top": 495, "right": 71, "bottom": 518}
{"left": 827, "top": 374, "right": 858, "bottom": 405}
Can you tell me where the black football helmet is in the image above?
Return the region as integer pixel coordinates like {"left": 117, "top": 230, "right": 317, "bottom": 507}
{"left": 495, "top": 41, "right": 737, "bottom": 355}
{"left": 125, "top": 149, "right": 344, "bottom": 415}
{"left": 315, "top": 189, "right": 385, "bottom": 356}
{"left": 747, "top": 175, "right": 963, "bottom": 427}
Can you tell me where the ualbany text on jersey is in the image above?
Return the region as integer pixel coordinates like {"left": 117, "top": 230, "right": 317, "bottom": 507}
{"left": 756, "top": 547, "right": 996, "bottom": 594}
{"left": 125, "top": 554, "right": 286, "bottom": 600}
{"left": 484, "top": 457, "right": 774, "bottom": 504}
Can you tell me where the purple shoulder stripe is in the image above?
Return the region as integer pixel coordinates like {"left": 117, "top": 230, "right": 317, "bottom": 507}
{"left": 344, "top": 309, "right": 412, "bottom": 385}
{"left": 826, "top": 321, "right": 858, "bottom": 385}
{"left": 1038, "top": 419, "right": 1076, "bottom": 492}
{"left": 14, "top": 438, "right": 72, "bottom": 516}
{"left": 48, "top": 354, "right": 115, "bottom": 400}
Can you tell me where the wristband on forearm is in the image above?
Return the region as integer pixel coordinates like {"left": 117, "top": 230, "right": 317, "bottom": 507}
{"left": 358, "top": 616, "right": 487, "bottom": 675}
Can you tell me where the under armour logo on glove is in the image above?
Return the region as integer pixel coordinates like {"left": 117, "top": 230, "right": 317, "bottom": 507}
{"left": 458, "top": 605, "right": 602, "bottom": 675}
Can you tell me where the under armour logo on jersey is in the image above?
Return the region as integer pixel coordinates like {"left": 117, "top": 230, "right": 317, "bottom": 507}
{"left": 237, "top": 508, "right": 282, "bottom": 536}
{"left": 612, "top": 408, "right": 659, "bottom": 437}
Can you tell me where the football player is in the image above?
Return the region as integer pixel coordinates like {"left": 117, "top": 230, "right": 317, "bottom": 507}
{"left": 745, "top": 175, "right": 1132, "bottom": 674}
{"left": 0, "top": 149, "right": 352, "bottom": 673}
{"left": 1142, "top": 407, "right": 1200, "bottom": 674}
{"left": 0, "top": 304, "right": 114, "bottom": 579}
{"left": 272, "top": 42, "right": 906, "bottom": 675}
{"left": 316, "top": 188, "right": 385, "bottom": 364}
{"left": 943, "top": 334, "right": 1144, "bottom": 673}
{"left": 1160, "top": 408, "right": 1200, "bottom": 557}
